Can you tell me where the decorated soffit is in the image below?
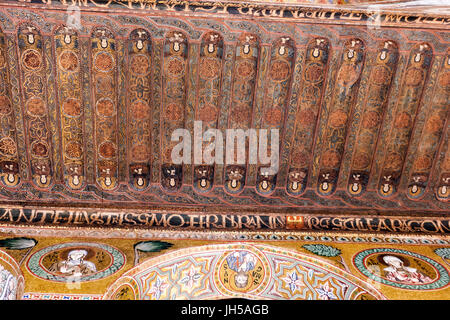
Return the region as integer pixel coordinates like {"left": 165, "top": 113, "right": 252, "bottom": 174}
{"left": 0, "top": 0, "right": 446, "bottom": 236}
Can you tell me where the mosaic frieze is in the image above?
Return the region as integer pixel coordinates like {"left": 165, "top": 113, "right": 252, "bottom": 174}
{"left": 1, "top": 233, "right": 450, "bottom": 300}
{"left": 104, "top": 243, "right": 386, "bottom": 300}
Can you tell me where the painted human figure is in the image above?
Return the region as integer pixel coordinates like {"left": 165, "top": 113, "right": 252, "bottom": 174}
{"left": 226, "top": 251, "right": 257, "bottom": 288}
{"left": 50, "top": 249, "right": 97, "bottom": 277}
{"left": 382, "top": 255, "right": 432, "bottom": 284}
{"left": 0, "top": 265, "right": 17, "bottom": 300}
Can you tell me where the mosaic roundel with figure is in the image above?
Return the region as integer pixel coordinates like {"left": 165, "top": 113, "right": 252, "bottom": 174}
{"left": 26, "top": 242, "right": 126, "bottom": 283}
{"left": 353, "top": 248, "right": 449, "bottom": 290}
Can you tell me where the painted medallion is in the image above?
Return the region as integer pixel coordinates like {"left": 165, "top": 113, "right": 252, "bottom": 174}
{"left": 26, "top": 242, "right": 125, "bottom": 282}
{"left": 215, "top": 246, "right": 270, "bottom": 296}
{"left": 353, "top": 248, "right": 449, "bottom": 290}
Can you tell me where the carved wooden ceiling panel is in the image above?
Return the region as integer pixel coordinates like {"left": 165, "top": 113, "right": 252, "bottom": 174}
{"left": 0, "top": 0, "right": 447, "bottom": 221}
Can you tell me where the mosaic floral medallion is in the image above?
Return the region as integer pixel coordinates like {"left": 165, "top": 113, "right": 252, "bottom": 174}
{"left": 321, "top": 149, "right": 341, "bottom": 168}
{"left": 130, "top": 54, "right": 150, "bottom": 76}
{"left": 26, "top": 97, "right": 46, "bottom": 117}
{"left": 304, "top": 63, "right": 325, "bottom": 83}
{"left": 197, "top": 104, "right": 218, "bottom": 123}
{"left": 165, "top": 56, "right": 185, "bottom": 78}
{"left": 58, "top": 50, "right": 79, "bottom": 72}
{"left": 130, "top": 100, "right": 150, "bottom": 120}
{"left": 231, "top": 104, "right": 251, "bottom": 125}
{"left": 21, "top": 49, "right": 42, "bottom": 71}
{"left": 264, "top": 107, "right": 283, "bottom": 126}
{"left": 98, "top": 141, "right": 117, "bottom": 159}
{"left": 236, "top": 60, "right": 254, "bottom": 79}
{"left": 405, "top": 67, "right": 424, "bottom": 86}
{"left": 199, "top": 57, "right": 220, "bottom": 80}
{"left": 329, "top": 109, "right": 348, "bottom": 128}
{"left": 297, "top": 108, "right": 316, "bottom": 126}
{"left": 64, "top": 141, "right": 83, "bottom": 160}
{"left": 96, "top": 98, "right": 116, "bottom": 117}
{"left": 214, "top": 245, "right": 270, "bottom": 296}
{"left": 361, "top": 111, "right": 380, "bottom": 129}
{"left": 370, "top": 65, "right": 391, "bottom": 85}
{"left": 31, "top": 141, "right": 49, "bottom": 158}
{"left": 62, "top": 98, "right": 82, "bottom": 117}
{"left": 26, "top": 242, "right": 125, "bottom": 282}
{"left": 0, "top": 137, "right": 17, "bottom": 157}
{"left": 269, "top": 60, "right": 290, "bottom": 82}
{"left": 94, "top": 52, "right": 115, "bottom": 72}
{"left": 353, "top": 248, "right": 450, "bottom": 290}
